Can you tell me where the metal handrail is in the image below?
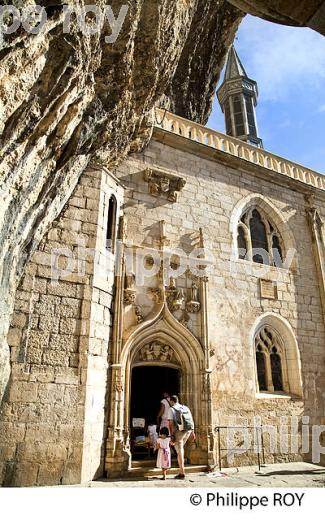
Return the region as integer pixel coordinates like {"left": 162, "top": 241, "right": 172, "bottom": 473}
{"left": 214, "top": 425, "right": 266, "bottom": 472}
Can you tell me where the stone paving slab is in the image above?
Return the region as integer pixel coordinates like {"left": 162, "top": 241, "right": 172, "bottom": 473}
{"left": 88, "top": 463, "right": 325, "bottom": 488}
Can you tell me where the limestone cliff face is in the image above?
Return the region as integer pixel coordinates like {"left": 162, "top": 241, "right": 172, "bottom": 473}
{"left": 226, "top": 0, "right": 325, "bottom": 35}
{"left": 162, "top": 0, "right": 242, "bottom": 123}
{"left": 0, "top": 1, "right": 243, "bottom": 401}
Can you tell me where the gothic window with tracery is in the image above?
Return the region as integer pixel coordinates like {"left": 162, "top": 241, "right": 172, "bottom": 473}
{"left": 237, "top": 207, "right": 284, "bottom": 266}
{"left": 254, "top": 326, "right": 286, "bottom": 393}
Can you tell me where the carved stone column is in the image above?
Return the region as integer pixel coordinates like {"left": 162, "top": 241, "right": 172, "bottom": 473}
{"left": 305, "top": 196, "right": 325, "bottom": 321}
{"left": 105, "top": 216, "right": 130, "bottom": 477}
{"left": 265, "top": 354, "right": 274, "bottom": 392}
{"left": 198, "top": 227, "right": 215, "bottom": 469}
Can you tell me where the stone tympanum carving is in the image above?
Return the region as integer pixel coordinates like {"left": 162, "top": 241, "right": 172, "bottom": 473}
{"left": 144, "top": 168, "right": 186, "bottom": 202}
{"left": 137, "top": 342, "right": 175, "bottom": 363}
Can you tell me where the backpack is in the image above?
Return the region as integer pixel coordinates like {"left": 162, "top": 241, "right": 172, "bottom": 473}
{"left": 172, "top": 405, "right": 194, "bottom": 432}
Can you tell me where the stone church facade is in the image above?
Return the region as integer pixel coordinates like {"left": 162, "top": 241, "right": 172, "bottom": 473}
{"left": 1, "top": 50, "right": 325, "bottom": 487}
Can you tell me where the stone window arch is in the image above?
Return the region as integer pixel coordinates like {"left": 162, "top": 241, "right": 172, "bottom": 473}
{"left": 253, "top": 317, "right": 304, "bottom": 398}
{"left": 252, "top": 314, "right": 303, "bottom": 398}
{"left": 237, "top": 207, "right": 285, "bottom": 266}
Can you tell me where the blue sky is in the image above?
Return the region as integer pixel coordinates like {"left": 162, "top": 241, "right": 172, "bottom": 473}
{"left": 208, "top": 16, "right": 325, "bottom": 174}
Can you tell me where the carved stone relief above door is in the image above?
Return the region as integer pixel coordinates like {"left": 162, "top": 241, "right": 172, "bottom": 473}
{"left": 134, "top": 341, "right": 178, "bottom": 365}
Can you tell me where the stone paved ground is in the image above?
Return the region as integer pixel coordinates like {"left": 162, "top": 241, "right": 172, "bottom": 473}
{"left": 88, "top": 463, "right": 325, "bottom": 488}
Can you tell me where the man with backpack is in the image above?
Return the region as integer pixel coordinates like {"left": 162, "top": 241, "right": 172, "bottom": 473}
{"left": 168, "top": 395, "right": 195, "bottom": 479}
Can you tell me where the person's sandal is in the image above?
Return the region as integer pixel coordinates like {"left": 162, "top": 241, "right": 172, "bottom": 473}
{"left": 174, "top": 474, "right": 185, "bottom": 479}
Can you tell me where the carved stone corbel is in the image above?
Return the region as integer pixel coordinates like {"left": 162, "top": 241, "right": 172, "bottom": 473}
{"left": 144, "top": 167, "right": 186, "bottom": 202}
{"left": 186, "top": 300, "right": 201, "bottom": 313}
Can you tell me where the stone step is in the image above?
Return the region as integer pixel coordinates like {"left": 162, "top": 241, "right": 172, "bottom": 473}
{"left": 128, "top": 464, "right": 207, "bottom": 478}
{"left": 132, "top": 457, "right": 178, "bottom": 469}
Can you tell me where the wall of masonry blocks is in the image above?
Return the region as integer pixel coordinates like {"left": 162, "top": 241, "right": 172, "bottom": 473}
{"left": 0, "top": 167, "right": 122, "bottom": 486}
{"left": 113, "top": 132, "right": 325, "bottom": 466}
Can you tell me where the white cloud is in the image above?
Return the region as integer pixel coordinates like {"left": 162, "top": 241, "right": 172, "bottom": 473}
{"left": 236, "top": 16, "right": 325, "bottom": 101}
{"left": 279, "top": 118, "right": 291, "bottom": 128}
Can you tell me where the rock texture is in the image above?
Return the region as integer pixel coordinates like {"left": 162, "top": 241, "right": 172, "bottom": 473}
{"left": 226, "top": 0, "right": 325, "bottom": 35}
{"left": 0, "top": 0, "right": 244, "bottom": 402}
{"left": 162, "top": 0, "right": 242, "bottom": 123}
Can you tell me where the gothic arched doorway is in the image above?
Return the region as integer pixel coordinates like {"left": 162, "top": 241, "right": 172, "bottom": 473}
{"left": 130, "top": 365, "right": 180, "bottom": 423}
{"left": 105, "top": 304, "right": 215, "bottom": 477}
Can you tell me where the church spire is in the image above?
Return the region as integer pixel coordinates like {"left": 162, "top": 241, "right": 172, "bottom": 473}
{"left": 224, "top": 45, "right": 248, "bottom": 80}
{"left": 217, "top": 45, "right": 263, "bottom": 148}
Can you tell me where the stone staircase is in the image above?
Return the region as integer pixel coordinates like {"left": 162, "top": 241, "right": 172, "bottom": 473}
{"left": 128, "top": 458, "right": 207, "bottom": 479}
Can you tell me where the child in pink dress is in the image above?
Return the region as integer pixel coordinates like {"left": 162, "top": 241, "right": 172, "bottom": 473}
{"left": 156, "top": 427, "right": 171, "bottom": 480}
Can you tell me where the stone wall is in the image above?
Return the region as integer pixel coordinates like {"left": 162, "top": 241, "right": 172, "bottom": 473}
{"left": 81, "top": 170, "right": 123, "bottom": 482}
{"left": 0, "top": 168, "right": 122, "bottom": 486}
{"left": 113, "top": 131, "right": 325, "bottom": 466}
